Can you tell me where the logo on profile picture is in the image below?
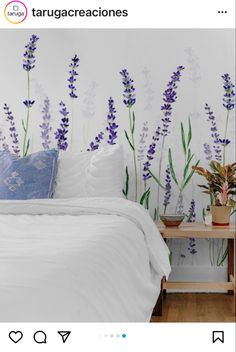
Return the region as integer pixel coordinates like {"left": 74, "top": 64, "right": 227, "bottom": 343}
{"left": 4, "top": 1, "right": 28, "bottom": 24}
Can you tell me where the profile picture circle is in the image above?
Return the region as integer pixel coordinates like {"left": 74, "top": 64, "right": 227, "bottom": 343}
{"left": 4, "top": 1, "right": 28, "bottom": 24}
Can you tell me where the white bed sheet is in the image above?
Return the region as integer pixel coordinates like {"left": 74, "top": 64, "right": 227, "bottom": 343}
{"left": 0, "top": 197, "right": 170, "bottom": 322}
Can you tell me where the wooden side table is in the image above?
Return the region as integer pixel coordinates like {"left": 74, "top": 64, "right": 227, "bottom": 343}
{"left": 157, "top": 222, "right": 235, "bottom": 315}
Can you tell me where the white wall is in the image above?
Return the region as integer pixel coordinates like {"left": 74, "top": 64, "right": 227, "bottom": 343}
{"left": 0, "top": 29, "right": 235, "bottom": 281}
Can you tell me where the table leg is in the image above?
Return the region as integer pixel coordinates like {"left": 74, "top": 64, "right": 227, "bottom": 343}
{"left": 227, "top": 238, "right": 234, "bottom": 295}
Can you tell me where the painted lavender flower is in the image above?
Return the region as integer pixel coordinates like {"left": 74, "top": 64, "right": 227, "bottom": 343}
{"left": 163, "top": 166, "right": 172, "bottom": 213}
{"left": 176, "top": 192, "right": 184, "bottom": 214}
{"left": 106, "top": 97, "right": 118, "bottom": 145}
{"left": 87, "top": 131, "right": 104, "bottom": 151}
{"left": 22, "top": 34, "right": 39, "bottom": 156}
{"left": 40, "top": 97, "right": 52, "bottom": 150}
{"left": 23, "top": 100, "right": 35, "bottom": 108}
{"left": 120, "top": 69, "right": 136, "bottom": 107}
{"left": 137, "top": 121, "right": 148, "bottom": 162}
{"left": 203, "top": 143, "right": 212, "bottom": 161}
{"left": 188, "top": 238, "right": 197, "bottom": 256}
{"left": 187, "top": 200, "right": 197, "bottom": 258}
{"left": 143, "top": 126, "right": 161, "bottom": 181}
{"left": 120, "top": 68, "right": 138, "bottom": 200}
{"left": 3, "top": 104, "right": 20, "bottom": 156}
{"left": 55, "top": 102, "right": 69, "bottom": 151}
{"left": 205, "top": 103, "right": 222, "bottom": 162}
{"left": 23, "top": 34, "right": 39, "bottom": 72}
{"left": 0, "top": 126, "right": 9, "bottom": 152}
{"left": 143, "top": 66, "right": 184, "bottom": 219}
{"left": 161, "top": 66, "right": 185, "bottom": 136}
{"left": 219, "top": 138, "right": 230, "bottom": 147}
{"left": 68, "top": 54, "right": 79, "bottom": 99}
{"left": 222, "top": 73, "right": 235, "bottom": 111}
{"left": 221, "top": 73, "right": 235, "bottom": 164}
{"left": 187, "top": 199, "right": 196, "bottom": 223}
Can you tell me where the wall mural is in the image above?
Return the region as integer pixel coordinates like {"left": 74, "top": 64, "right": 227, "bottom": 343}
{"left": 0, "top": 30, "right": 235, "bottom": 282}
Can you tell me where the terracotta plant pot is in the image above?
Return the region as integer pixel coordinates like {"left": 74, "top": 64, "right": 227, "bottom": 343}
{"left": 211, "top": 206, "right": 231, "bottom": 226}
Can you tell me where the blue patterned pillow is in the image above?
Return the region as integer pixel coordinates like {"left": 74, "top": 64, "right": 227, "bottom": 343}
{"left": 0, "top": 149, "right": 58, "bottom": 200}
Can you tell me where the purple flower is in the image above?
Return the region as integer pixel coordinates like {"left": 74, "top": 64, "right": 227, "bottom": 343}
{"left": 163, "top": 166, "right": 172, "bottom": 210}
{"left": 188, "top": 238, "right": 197, "bottom": 255}
{"left": 161, "top": 66, "right": 185, "bottom": 136}
{"left": 120, "top": 69, "right": 136, "bottom": 107}
{"left": 222, "top": 73, "right": 235, "bottom": 111}
{"left": 143, "top": 126, "right": 161, "bottom": 181}
{"left": 40, "top": 97, "right": 52, "bottom": 150}
{"left": 68, "top": 54, "right": 79, "bottom": 99}
{"left": 23, "top": 34, "right": 39, "bottom": 71}
{"left": 3, "top": 104, "right": 20, "bottom": 156}
{"left": 203, "top": 143, "right": 212, "bottom": 161}
{"left": 137, "top": 121, "right": 148, "bottom": 162}
{"left": 55, "top": 102, "right": 69, "bottom": 151}
{"left": 106, "top": 97, "right": 118, "bottom": 145}
{"left": 219, "top": 138, "right": 231, "bottom": 146}
{"left": 187, "top": 199, "right": 196, "bottom": 223}
{"left": 0, "top": 126, "right": 9, "bottom": 152}
{"left": 87, "top": 131, "right": 104, "bottom": 151}
{"left": 205, "top": 103, "right": 222, "bottom": 162}
{"left": 23, "top": 100, "right": 35, "bottom": 108}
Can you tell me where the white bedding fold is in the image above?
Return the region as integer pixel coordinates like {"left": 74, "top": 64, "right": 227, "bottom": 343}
{"left": 0, "top": 197, "right": 170, "bottom": 322}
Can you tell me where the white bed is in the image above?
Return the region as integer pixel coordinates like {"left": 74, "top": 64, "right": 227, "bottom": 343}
{"left": 0, "top": 197, "right": 170, "bottom": 322}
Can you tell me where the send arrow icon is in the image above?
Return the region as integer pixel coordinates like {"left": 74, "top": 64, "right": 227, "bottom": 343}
{"left": 58, "top": 331, "right": 71, "bottom": 343}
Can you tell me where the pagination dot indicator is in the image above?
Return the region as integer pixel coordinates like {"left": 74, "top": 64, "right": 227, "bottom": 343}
{"left": 122, "top": 333, "right": 127, "bottom": 338}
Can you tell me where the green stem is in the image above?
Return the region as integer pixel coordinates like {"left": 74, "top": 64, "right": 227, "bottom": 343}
{"left": 23, "top": 71, "right": 30, "bottom": 156}
{"left": 70, "top": 99, "right": 74, "bottom": 151}
{"left": 222, "top": 110, "right": 230, "bottom": 165}
{"left": 129, "top": 108, "right": 138, "bottom": 201}
{"left": 156, "top": 136, "right": 166, "bottom": 219}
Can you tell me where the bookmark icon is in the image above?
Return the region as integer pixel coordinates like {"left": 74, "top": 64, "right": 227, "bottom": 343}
{"left": 57, "top": 331, "right": 71, "bottom": 343}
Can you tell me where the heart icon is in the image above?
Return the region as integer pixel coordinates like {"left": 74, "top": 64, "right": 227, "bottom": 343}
{"left": 9, "top": 331, "right": 23, "bottom": 343}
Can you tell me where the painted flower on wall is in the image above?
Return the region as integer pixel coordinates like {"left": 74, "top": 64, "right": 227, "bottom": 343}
{"left": 55, "top": 102, "right": 70, "bottom": 151}
{"left": 68, "top": 54, "right": 80, "bottom": 99}
{"left": 106, "top": 97, "right": 118, "bottom": 145}
{"left": 22, "top": 34, "right": 39, "bottom": 156}
{"left": 40, "top": 97, "right": 52, "bottom": 150}
{"left": 3, "top": 104, "right": 20, "bottom": 156}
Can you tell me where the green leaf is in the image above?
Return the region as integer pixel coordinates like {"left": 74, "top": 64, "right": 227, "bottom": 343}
{"left": 22, "top": 119, "right": 26, "bottom": 132}
{"left": 217, "top": 247, "right": 228, "bottom": 266}
{"left": 202, "top": 208, "right": 206, "bottom": 221}
{"left": 124, "top": 130, "right": 134, "bottom": 150}
{"left": 210, "top": 192, "right": 214, "bottom": 206}
{"left": 140, "top": 188, "right": 150, "bottom": 206}
{"left": 154, "top": 208, "right": 157, "bottom": 221}
{"left": 145, "top": 189, "right": 151, "bottom": 209}
{"left": 169, "top": 251, "right": 173, "bottom": 265}
{"left": 168, "top": 148, "right": 179, "bottom": 187}
{"left": 187, "top": 117, "right": 192, "bottom": 147}
{"left": 183, "top": 153, "right": 194, "bottom": 180}
{"left": 131, "top": 112, "right": 135, "bottom": 134}
{"left": 149, "top": 170, "right": 165, "bottom": 189}
{"left": 181, "top": 122, "right": 187, "bottom": 155}
{"left": 182, "top": 159, "right": 200, "bottom": 189}
{"left": 229, "top": 198, "right": 236, "bottom": 208}
{"left": 122, "top": 166, "right": 129, "bottom": 199}
{"left": 24, "top": 139, "right": 30, "bottom": 157}
{"left": 187, "top": 148, "right": 191, "bottom": 161}
{"left": 230, "top": 208, "right": 236, "bottom": 216}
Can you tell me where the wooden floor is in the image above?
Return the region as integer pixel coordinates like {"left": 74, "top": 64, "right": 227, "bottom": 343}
{"left": 151, "top": 293, "right": 235, "bottom": 322}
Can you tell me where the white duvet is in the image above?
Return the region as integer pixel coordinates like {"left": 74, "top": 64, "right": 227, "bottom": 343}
{"left": 0, "top": 197, "right": 170, "bottom": 322}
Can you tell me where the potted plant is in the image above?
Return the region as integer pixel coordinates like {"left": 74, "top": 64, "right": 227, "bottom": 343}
{"left": 192, "top": 161, "right": 236, "bottom": 225}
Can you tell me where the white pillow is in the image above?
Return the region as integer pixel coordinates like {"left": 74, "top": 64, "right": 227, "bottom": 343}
{"left": 54, "top": 144, "right": 124, "bottom": 198}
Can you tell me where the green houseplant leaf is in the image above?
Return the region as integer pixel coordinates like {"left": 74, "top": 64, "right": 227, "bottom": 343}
{"left": 168, "top": 148, "right": 179, "bottom": 187}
